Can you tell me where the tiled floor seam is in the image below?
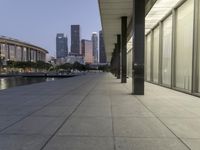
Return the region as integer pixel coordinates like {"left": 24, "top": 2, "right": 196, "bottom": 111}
{"left": 133, "top": 94, "right": 192, "bottom": 150}
{"left": 109, "top": 85, "right": 117, "bottom": 150}
{"left": 39, "top": 77, "right": 101, "bottom": 150}
{"left": 0, "top": 77, "right": 91, "bottom": 134}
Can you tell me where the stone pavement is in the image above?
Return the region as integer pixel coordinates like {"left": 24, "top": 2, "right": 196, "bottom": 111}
{"left": 0, "top": 73, "right": 200, "bottom": 150}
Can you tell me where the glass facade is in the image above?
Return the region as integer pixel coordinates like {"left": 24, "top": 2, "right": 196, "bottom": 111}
{"left": 16, "top": 46, "right": 22, "bottom": 61}
{"left": 152, "top": 27, "right": 160, "bottom": 83}
{"left": 0, "top": 44, "right": 6, "bottom": 59}
{"left": 22, "top": 47, "right": 27, "bottom": 61}
{"left": 31, "top": 49, "right": 37, "bottom": 62}
{"left": 9, "top": 45, "right": 15, "bottom": 61}
{"left": 162, "top": 15, "right": 172, "bottom": 86}
{"left": 146, "top": 33, "right": 152, "bottom": 81}
{"left": 0, "top": 43, "right": 46, "bottom": 63}
{"left": 127, "top": 49, "right": 132, "bottom": 77}
{"left": 175, "top": 0, "right": 194, "bottom": 91}
{"left": 144, "top": 0, "right": 199, "bottom": 95}
{"left": 198, "top": 0, "right": 200, "bottom": 92}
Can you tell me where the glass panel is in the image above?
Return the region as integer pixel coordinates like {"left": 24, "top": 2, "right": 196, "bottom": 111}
{"left": 0, "top": 44, "right": 6, "bottom": 58}
{"left": 175, "top": 0, "right": 194, "bottom": 90}
{"left": 31, "top": 50, "right": 36, "bottom": 62}
{"left": 146, "top": 33, "right": 151, "bottom": 81}
{"left": 23, "top": 48, "right": 27, "bottom": 61}
{"left": 198, "top": 0, "right": 200, "bottom": 92}
{"left": 16, "top": 46, "right": 22, "bottom": 61}
{"left": 9, "top": 45, "right": 15, "bottom": 61}
{"left": 153, "top": 27, "right": 159, "bottom": 83}
{"left": 162, "top": 15, "right": 172, "bottom": 86}
{"left": 127, "top": 49, "right": 132, "bottom": 77}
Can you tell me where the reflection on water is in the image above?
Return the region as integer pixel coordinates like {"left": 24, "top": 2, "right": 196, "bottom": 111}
{"left": 0, "top": 77, "right": 56, "bottom": 90}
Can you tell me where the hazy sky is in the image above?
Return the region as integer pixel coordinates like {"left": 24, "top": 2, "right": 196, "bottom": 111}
{"left": 0, "top": 0, "right": 101, "bottom": 56}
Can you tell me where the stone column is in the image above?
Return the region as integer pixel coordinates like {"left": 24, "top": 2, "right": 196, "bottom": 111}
{"left": 132, "top": 0, "right": 145, "bottom": 95}
{"left": 121, "top": 16, "right": 127, "bottom": 83}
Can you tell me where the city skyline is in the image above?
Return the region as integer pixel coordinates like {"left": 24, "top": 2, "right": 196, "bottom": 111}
{"left": 0, "top": 0, "right": 101, "bottom": 57}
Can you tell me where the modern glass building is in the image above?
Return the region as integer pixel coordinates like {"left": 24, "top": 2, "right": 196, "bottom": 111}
{"left": 99, "top": 30, "right": 107, "bottom": 64}
{"left": 81, "top": 39, "right": 93, "bottom": 64}
{"left": 71, "top": 25, "right": 80, "bottom": 55}
{"left": 91, "top": 32, "right": 98, "bottom": 64}
{"left": 99, "top": 0, "right": 200, "bottom": 96}
{"left": 0, "top": 36, "right": 48, "bottom": 63}
{"left": 56, "top": 33, "right": 68, "bottom": 59}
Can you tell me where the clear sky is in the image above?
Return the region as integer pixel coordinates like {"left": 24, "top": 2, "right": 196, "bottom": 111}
{"left": 0, "top": 0, "right": 101, "bottom": 56}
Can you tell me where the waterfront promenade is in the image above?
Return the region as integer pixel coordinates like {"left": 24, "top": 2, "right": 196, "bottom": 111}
{"left": 0, "top": 73, "right": 200, "bottom": 150}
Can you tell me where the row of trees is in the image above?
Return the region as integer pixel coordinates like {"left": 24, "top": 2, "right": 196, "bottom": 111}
{"left": 55, "top": 62, "right": 110, "bottom": 72}
{"left": 55, "top": 62, "right": 91, "bottom": 71}
{"left": 2, "top": 60, "right": 110, "bottom": 73}
{"left": 6, "top": 61, "right": 52, "bottom": 70}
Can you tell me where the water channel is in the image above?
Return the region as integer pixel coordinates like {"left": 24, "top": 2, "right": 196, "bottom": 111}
{"left": 0, "top": 77, "right": 57, "bottom": 90}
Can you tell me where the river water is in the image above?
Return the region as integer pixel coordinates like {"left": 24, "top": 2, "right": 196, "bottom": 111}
{"left": 0, "top": 77, "right": 57, "bottom": 90}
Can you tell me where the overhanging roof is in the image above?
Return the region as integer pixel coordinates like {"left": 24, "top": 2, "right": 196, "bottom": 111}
{"left": 98, "top": 0, "right": 156, "bottom": 61}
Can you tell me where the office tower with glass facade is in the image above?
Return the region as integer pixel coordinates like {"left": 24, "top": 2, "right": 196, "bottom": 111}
{"left": 99, "top": 30, "right": 107, "bottom": 63}
{"left": 81, "top": 39, "right": 93, "bottom": 64}
{"left": 56, "top": 33, "right": 68, "bottom": 59}
{"left": 91, "top": 32, "right": 98, "bottom": 63}
{"left": 71, "top": 25, "right": 80, "bottom": 55}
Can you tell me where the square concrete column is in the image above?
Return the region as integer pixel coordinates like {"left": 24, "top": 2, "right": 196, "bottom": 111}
{"left": 117, "top": 35, "right": 121, "bottom": 79}
{"left": 114, "top": 44, "right": 118, "bottom": 77}
{"left": 121, "top": 17, "right": 127, "bottom": 83}
{"left": 132, "top": 0, "right": 145, "bottom": 95}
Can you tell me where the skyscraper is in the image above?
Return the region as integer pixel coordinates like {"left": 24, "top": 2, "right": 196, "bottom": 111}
{"left": 99, "top": 30, "right": 107, "bottom": 63}
{"left": 81, "top": 39, "right": 93, "bottom": 64}
{"left": 56, "top": 33, "right": 68, "bottom": 58}
{"left": 91, "top": 32, "right": 98, "bottom": 64}
{"left": 71, "top": 25, "right": 80, "bottom": 55}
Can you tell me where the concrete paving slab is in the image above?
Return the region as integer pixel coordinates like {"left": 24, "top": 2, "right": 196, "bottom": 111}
{"left": 112, "top": 104, "right": 154, "bottom": 117}
{"left": 0, "top": 134, "right": 47, "bottom": 150}
{"left": 58, "top": 117, "right": 113, "bottom": 136}
{"left": 51, "top": 95, "right": 85, "bottom": 107}
{"left": 43, "top": 136, "right": 114, "bottom": 150}
{"left": 113, "top": 117, "right": 175, "bottom": 138}
{"left": 32, "top": 106, "right": 74, "bottom": 117}
{"left": 73, "top": 105, "right": 112, "bottom": 117}
{"left": 0, "top": 116, "right": 24, "bottom": 131}
{"left": 2, "top": 116, "right": 64, "bottom": 135}
{"left": 182, "top": 138, "right": 200, "bottom": 150}
{"left": 80, "top": 95, "right": 111, "bottom": 107}
{"left": 1, "top": 73, "right": 200, "bottom": 149}
{"left": 162, "top": 118, "right": 200, "bottom": 138}
{"left": 115, "top": 138, "right": 188, "bottom": 150}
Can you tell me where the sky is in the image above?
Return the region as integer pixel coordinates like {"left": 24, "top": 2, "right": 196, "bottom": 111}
{"left": 0, "top": 0, "right": 102, "bottom": 57}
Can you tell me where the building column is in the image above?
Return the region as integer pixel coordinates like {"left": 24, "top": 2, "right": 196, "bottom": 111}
{"left": 114, "top": 44, "right": 118, "bottom": 77}
{"left": 121, "top": 16, "right": 127, "bottom": 83}
{"left": 132, "top": 0, "right": 145, "bottom": 95}
{"left": 117, "top": 35, "right": 121, "bottom": 79}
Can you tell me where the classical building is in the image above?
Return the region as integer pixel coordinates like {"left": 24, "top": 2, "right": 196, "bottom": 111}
{"left": 0, "top": 36, "right": 48, "bottom": 63}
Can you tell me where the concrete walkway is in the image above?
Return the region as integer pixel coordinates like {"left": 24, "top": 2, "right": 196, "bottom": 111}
{"left": 0, "top": 73, "right": 200, "bottom": 150}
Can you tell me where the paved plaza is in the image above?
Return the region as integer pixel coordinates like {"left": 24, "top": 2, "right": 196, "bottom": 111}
{"left": 0, "top": 73, "right": 200, "bottom": 150}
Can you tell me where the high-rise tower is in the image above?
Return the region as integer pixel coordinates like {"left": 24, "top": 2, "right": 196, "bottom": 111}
{"left": 91, "top": 32, "right": 98, "bottom": 63}
{"left": 71, "top": 25, "right": 80, "bottom": 55}
{"left": 99, "top": 30, "right": 107, "bottom": 63}
{"left": 56, "top": 33, "right": 68, "bottom": 58}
